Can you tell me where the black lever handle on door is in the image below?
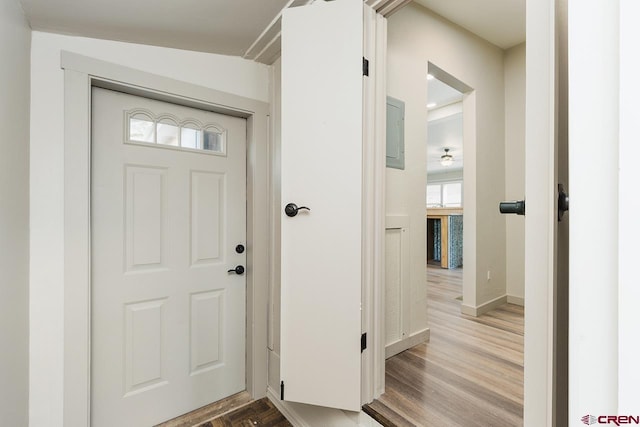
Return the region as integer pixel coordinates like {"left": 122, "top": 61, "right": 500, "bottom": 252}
{"left": 499, "top": 200, "right": 526, "bottom": 216}
{"left": 227, "top": 265, "right": 245, "bottom": 275}
{"left": 284, "top": 203, "right": 311, "bottom": 217}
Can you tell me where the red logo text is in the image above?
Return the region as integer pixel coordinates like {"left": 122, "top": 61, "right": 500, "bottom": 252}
{"left": 596, "top": 416, "right": 640, "bottom": 426}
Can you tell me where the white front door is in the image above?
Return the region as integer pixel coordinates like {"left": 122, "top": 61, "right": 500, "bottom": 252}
{"left": 279, "top": 0, "right": 364, "bottom": 412}
{"left": 91, "top": 87, "right": 247, "bottom": 426}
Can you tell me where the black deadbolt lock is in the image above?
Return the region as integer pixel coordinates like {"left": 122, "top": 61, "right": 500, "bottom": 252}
{"left": 235, "top": 244, "right": 245, "bottom": 254}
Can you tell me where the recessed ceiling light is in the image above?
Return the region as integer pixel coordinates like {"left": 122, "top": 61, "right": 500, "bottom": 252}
{"left": 427, "top": 74, "right": 435, "bottom": 80}
{"left": 427, "top": 102, "right": 437, "bottom": 108}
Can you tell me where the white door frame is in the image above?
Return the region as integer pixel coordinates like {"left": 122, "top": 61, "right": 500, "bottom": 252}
{"left": 569, "top": 0, "right": 622, "bottom": 419}
{"left": 61, "top": 51, "right": 270, "bottom": 427}
{"left": 363, "top": 1, "right": 560, "bottom": 422}
{"left": 619, "top": 0, "right": 640, "bottom": 412}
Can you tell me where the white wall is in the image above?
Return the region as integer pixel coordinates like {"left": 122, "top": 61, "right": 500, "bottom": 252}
{"left": 619, "top": 0, "right": 640, "bottom": 412}
{"left": 504, "top": 42, "right": 525, "bottom": 304}
{"left": 386, "top": 3, "right": 507, "bottom": 315}
{"left": 427, "top": 169, "right": 463, "bottom": 183}
{"left": 0, "top": 0, "right": 30, "bottom": 425}
{"left": 29, "top": 31, "right": 270, "bottom": 427}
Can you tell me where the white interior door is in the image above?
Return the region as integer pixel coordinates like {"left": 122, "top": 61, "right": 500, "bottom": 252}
{"left": 91, "top": 87, "right": 247, "bottom": 426}
{"left": 280, "top": 0, "right": 364, "bottom": 412}
{"left": 525, "top": 0, "right": 573, "bottom": 424}
{"left": 524, "top": 0, "right": 559, "bottom": 424}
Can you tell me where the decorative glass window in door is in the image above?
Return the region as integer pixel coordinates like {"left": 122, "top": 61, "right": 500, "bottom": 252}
{"left": 126, "top": 109, "right": 226, "bottom": 155}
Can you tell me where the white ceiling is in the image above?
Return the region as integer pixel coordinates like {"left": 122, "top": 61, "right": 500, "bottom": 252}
{"left": 427, "top": 77, "right": 464, "bottom": 174}
{"left": 428, "top": 76, "right": 463, "bottom": 110}
{"left": 428, "top": 113, "right": 463, "bottom": 174}
{"left": 413, "top": 0, "right": 525, "bottom": 49}
{"left": 19, "top": 0, "right": 525, "bottom": 59}
{"left": 20, "top": 0, "right": 291, "bottom": 56}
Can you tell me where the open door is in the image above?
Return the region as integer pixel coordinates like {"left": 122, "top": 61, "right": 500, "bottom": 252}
{"left": 524, "top": 0, "right": 571, "bottom": 424}
{"left": 279, "top": 0, "right": 364, "bottom": 412}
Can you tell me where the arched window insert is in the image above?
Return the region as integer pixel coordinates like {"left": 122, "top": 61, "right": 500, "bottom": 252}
{"left": 180, "top": 120, "right": 202, "bottom": 150}
{"left": 202, "top": 125, "right": 225, "bottom": 153}
{"left": 128, "top": 110, "right": 155, "bottom": 143}
{"left": 156, "top": 115, "right": 179, "bottom": 147}
{"left": 125, "top": 109, "right": 227, "bottom": 155}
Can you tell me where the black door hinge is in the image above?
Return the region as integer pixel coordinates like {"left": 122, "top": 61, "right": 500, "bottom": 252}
{"left": 280, "top": 380, "right": 284, "bottom": 400}
{"left": 363, "top": 57, "right": 369, "bottom": 76}
{"left": 361, "top": 333, "right": 367, "bottom": 352}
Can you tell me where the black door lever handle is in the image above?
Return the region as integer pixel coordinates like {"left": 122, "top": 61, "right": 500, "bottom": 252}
{"left": 284, "top": 203, "right": 311, "bottom": 217}
{"left": 227, "top": 265, "right": 245, "bottom": 275}
{"left": 499, "top": 200, "right": 526, "bottom": 215}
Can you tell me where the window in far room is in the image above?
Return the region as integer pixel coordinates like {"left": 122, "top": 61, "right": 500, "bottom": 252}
{"left": 426, "top": 181, "right": 462, "bottom": 207}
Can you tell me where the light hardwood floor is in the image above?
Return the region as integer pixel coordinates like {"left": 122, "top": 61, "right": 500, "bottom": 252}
{"left": 364, "top": 266, "right": 524, "bottom": 427}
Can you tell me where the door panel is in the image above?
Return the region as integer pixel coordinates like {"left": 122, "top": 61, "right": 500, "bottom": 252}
{"left": 191, "top": 171, "right": 225, "bottom": 265}
{"left": 280, "top": 0, "right": 363, "bottom": 412}
{"left": 125, "top": 165, "right": 167, "bottom": 271}
{"left": 91, "top": 88, "right": 246, "bottom": 426}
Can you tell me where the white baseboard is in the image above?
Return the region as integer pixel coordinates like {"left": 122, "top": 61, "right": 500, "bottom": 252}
{"left": 266, "top": 388, "right": 383, "bottom": 427}
{"left": 461, "top": 294, "right": 508, "bottom": 316}
{"left": 507, "top": 295, "right": 525, "bottom": 306}
{"left": 385, "top": 328, "right": 430, "bottom": 359}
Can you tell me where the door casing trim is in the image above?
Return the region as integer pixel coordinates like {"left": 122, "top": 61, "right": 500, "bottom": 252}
{"left": 61, "top": 51, "right": 270, "bottom": 427}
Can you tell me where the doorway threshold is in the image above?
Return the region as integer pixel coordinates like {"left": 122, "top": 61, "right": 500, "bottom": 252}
{"left": 156, "top": 391, "right": 253, "bottom": 427}
{"left": 363, "top": 401, "right": 415, "bottom": 427}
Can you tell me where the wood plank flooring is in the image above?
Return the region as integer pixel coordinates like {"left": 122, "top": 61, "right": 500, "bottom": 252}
{"left": 156, "top": 393, "right": 291, "bottom": 427}
{"left": 198, "top": 398, "right": 292, "bottom": 427}
{"left": 364, "top": 266, "right": 524, "bottom": 427}
{"left": 157, "top": 392, "right": 253, "bottom": 427}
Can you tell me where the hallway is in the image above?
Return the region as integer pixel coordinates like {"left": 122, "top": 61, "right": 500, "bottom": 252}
{"left": 365, "top": 266, "right": 524, "bottom": 426}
